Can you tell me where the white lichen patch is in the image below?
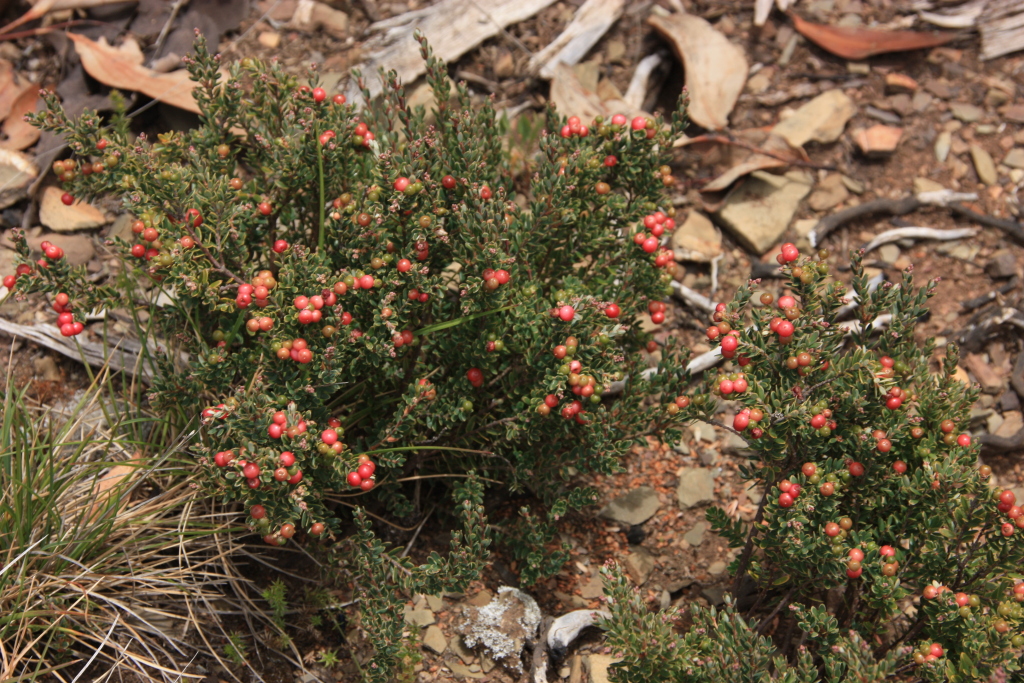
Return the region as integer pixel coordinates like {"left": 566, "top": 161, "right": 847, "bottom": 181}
{"left": 458, "top": 586, "right": 541, "bottom": 673}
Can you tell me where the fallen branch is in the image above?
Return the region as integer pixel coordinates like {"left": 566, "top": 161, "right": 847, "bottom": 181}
{"left": 674, "top": 133, "right": 832, "bottom": 171}
{"left": 528, "top": 0, "right": 625, "bottom": 79}
{"left": 808, "top": 190, "right": 979, "bottom": 248}
{"left": 0, "top": 318, "right": 179, "bottom": 382}
{"left": 670, "top": 280, "right": 716, "bottom": 314}
{"left": 960, "top": 276, "right": 1019, "bottom": 312}
{"left": 860, "top": 226, "right": 979, "bottom": 255}
{"left": 624, "top": 53, "right": 664, "bottom": 110}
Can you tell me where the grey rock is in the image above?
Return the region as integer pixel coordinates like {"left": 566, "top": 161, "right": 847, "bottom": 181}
{"left": 912, "top": 90, "right": 933, "bottom": 112}
{"left": 701, "top": 586, "right": 726, "bottom": 605}
{"left": 708, "top": 560, "right": 728, "bottom": 576}
{"left": 683, "top": 521, "right": 709, "bottom": 546}
{"left": 865, "top": 105, "right": 900, "bottom": 124}
{"left": 889, "top": 93, "right": 913, "bottom": 117}
{"left": 722, "top": 432, "right": 752, "bottom": 455}
{"left": 579, "top": 574, "right": 605, "bottom": 599}
{"left": 807, "top": 173, "right": 849, "bottom": 211}
{"left": 987, "top": 412, "right": 1005, "bottom": 434}
{"left": 986, "top": 249, "right": 1017, "bottom": 278}
{"left": 970, "top": 145, "right": 998, "bottom": 185}
{"left": 425, "top": 594, "right": 444, "bottom": 612}
{"left": 692, "top": 420, "right": 717, "bottom": 443}
{"left": 673, "top": 440, "right": 691, "bottom": 455}
{"left": 913, "top": 177, "right": 945, "bottom": 194}
{"left": 451, "top": 635, "right": 475, "bottom": 665}
{"left": 1003, "top": 148, "right": 1024, "bottom": 169}
{"left": 677, "top": 468, "right": 716, "bottom": 509}
{"left": 878, "top": 244, "right": 901, "bottom": 264}
{"left": 999, "top": 390, "right": 1020, "bottom": 412}
{"left": 716, "top": 170, "right": 812, "bottom": 255}
{"left": 448, "top": 660, "right": 485, "bottom": 679}
{"left": 458, "top": 587, "right": 541, "bottom": 674}
{"left": 585, "top": 654, "right": 622, "bottom": 683}
{"left": 32, "top": 356, "right": 61, "bottom": 382}
{"left": 623, "top": 546, "right": 656, "bottom": 585}
{"left": 950, "top": 102, "right": 984, "bottom": 122}
{"left": 422, "top": 625, "right": 447, "bottom": 654}
{"left": 699, "top": 448, "right": 718, "bottom": 466}
{"left": 840, "top": 175, "right": 865, "bottom": 194}
{"left": 599, "top": 486, "right": 660, "bottom": 526}
{"left": 671, "top": 210, "right": 722, "bottom": 263}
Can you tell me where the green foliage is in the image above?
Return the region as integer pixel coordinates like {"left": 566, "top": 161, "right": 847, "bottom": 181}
{"left": 603, "top": 252, "right": 1024, "bottom": 680}
{"left": 224, "top": 633, "right": 249, "bottom": 665}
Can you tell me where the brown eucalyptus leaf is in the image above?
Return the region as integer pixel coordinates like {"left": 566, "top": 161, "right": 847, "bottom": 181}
{"left": 0, "top": 85, "right": 41, "bottom": 150}
{"left": 791, "top": 14, "right": 956, "bottom": 60}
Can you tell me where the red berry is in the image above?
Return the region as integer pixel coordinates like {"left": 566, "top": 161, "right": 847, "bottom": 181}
{"left": 810, "top": 414, "right": 826, "bottom": 429}
{"left": 929, "top": 643, "right": 943, "bottom": 658}
{"left": 312, "top": 87, "right": 326, "bottom": 102}
{"left": 268, "top": 423, "right": 283, "bottom": 439}
{"left": 733, "top": 413, "right": 749, "bottom": 431}
{"left": 733, "top": 378, "right": 748, "bottom": 393}
{"left": 394, "top": 176, "right": 410, "bottom": 192}
{"left": 940, "top": 419, "right": 955, "bottom": 433}
{"left": 466, "top": 367, "right": 484, "bottom": 386}
{"left": 605, "top": 303, "right": 620, "bottom": 318}
{"left": 61, "top": 192, "right": 74, "bottom": 205}
{"left": 824, "top": 522, "right": 840, "bottom": 537}
{"left": 846, "top": 567, "right": 863, "bottom": 579}
{"left": 358, "top": 463, "right": 374, "bottom": 479}
{"left": 333, "top": 93, "right": 346, "bottom": 105}
{"left": 604, "top": 155, "right": 618, "bottom": 167}
{"left": 347, "top": 471, "right": 362, "bottom": 487}
{"left": 999, "top": 489, "right": 1017, "bottom": 506}
{"left": 776, "top": 321, "right": 794, "bottom": 337}
{"left": 848, "top": 548, "right": 865, "bottom": 562}
{"left": 848, "top": 461, "right": 865, "bottom": 476}
{"left": 2, "top": 275, "right": 14, "bottom": 289}
{"left": 288, "top": 470, "right": 303, "bottom": 484}
{"left": 720, "top": 336, "right": 738, "bottom": 353}
{"left": 641, "top": 237, "right": 659, "bottom": 253}
{"left": 778, "top": 493, "right": 794, "bottom": 508}
{"left": 957, "top": 433, "right": 971, "bottom": 447}
{"left": 802, "top": 463, "right": 816, "bottom": 477}
{"left": 876, "top": 439, "right": 892, "bottom": 453}
{"left": 250, "top": 504, "right": 266, "bottom": 519}
{"left": 558, "top": 305, "right": 575, "bottom": 322}
{"left": 258, "top": 202, "right": 272, "bottom": 216}
{"left": 442, "top": 175, "right": 456, "bottom": 189}
{"left": 360, "top": 479, "right": 374, "bottom": 491}
{"left": 880, "top": 545, "right": 895, "bottom": 557}
{"left": 893, "top": 460, "right": 907, "bottom": 474}
{"left": 631, "top": 116, "right": 647, "bottom": 131}
{"left": 272, "top": 239, "right": 288, "bottom": 253}
{"left": 480, "top": 186, "right": 492, "bottom": 200}
{"left": 321, "top": 429, "right": 339, "bottom": 445}
{"left": 242, "top": 463, "right": 260, "bottom": 479}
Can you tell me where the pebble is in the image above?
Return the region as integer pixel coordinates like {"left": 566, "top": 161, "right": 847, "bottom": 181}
{"left": 1003, "top": 148, "right": 1024, "bottom": 169}
{"left": 878, "top": 244, "right": 901, "bottom": 264}
{"left": 708, "top": 560, "right": 728, "bottom": 576}
{"left": 683, "top": 521, "right": 709, "bottom": 546}
{"left": 853, "top": 125, "right": 902, "bottom": 156}
{"left": 949, "top": 102, "right": 984, "bottom": 122}
{"left": 969, "top": 145, "right": 998, "bottom": 185}
{"left": 676, "top": 467, "right": 716, "bottom": 508}
{"left": 599, "top": 486, "right": 660, "bottom": 526}
{"left": 33, "top": 356, "right": 61, "bottom": 382}
{"left": 422, "top": 625, "right": 447, "bottom": 654}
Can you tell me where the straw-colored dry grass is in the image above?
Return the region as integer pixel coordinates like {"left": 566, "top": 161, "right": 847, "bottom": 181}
{"left": 0, "top": 358, "right": 301, "bottom": 682}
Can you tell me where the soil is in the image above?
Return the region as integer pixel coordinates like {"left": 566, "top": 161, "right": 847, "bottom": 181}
{"left": 0, "top": 0, "right": 1023, "bottom": 681}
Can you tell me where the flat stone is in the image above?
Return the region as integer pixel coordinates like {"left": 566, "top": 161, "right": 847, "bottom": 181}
{"left": 708, "top": 560, "right": 728, "bottom": 576}
{"left": 683, "top": 521, "right": 709, "bottom": 546}
{"left": 1000, "top": 390, "right": 1021, "bottom": 412}
{"left": 963, "top": 352, "right": 1006, "bottom": 393}
{"left": 579, "top": 574, "right": 606, "bottom": 599}
{"left": 257, "top": 31, "right": 280, "bottom": 48}
{"left": 422, "top": 625, "right": 447, "bottom": 654}
{"left": 404, "top": 606, "right": 435, "bottom": 627}
{"left": 924, "top": 78, "right": 953, "bottom": 99}
{"left": 807, "top": 173, "right": 849, "bottom": 211}
{"left": 701, "top": 586, "right": 726, "bottom": 605}
{"left": 599, "top": 486, "right": 660, "bottom": 526}
{"left": 1003, "top": 148, "right": 1024, "bottom": 169}
{"left": 623, "top": 546, "right": 655, "bottom": 585}
{"left": 866, "top": 105, "right": 901, "bottom": 125}
{"left": 840, "top": 175, "right": 864, "bottom": 194}
{"left": 677, "top": 467, "right": 716, "bottom": 509}
{"left": 986, "top": 249, "right": 1017, "bottom": 278}
{"left": 722, "top": 432, "right": 751, "bottom": 455}
{"left": 950, "top": 102, "right": 984, "bottom": 122}
{"left": 986, "top": 88, "right": 1010, "bottom": 107}
{"left": 970, "top": 145, "right": 998, "bottom": 185}
{"left": 584, "top": 654, "right": 623, "bottom": 683}
{"left": 987, "top": 412, "right": 1005, "bottom": 434}
{"left": 1002, "top": 104, "right": 1024, "bottom": 123}
{"left": 935, "top": 131, "right": 952, "bottom": 162}
{"left": 33, "top": 356, "right": 61, "bottom": 382}
{"left": 914, "top": 177, "right": 945, "bottom": 194}
{"left": 692, "top": 420, "right": 717, "bottom": 442}
{"left": 913, "top": 90, "right": 934, "bottom": 112}
{"left": 771, "top": 90, "right": 855, "bottom": 147}
{"left": 878, "top": 243, "right": 901, "bottom": 264}
{"left": 715, "top": 170, "right": 812, "bottom": 255}
{"left": 699, "top": 447, "right": 718, "bottom": 466}
{"left": 39, "top": 186, "right": 107, "bottom": 232}
{"left": 466, "top": 589, "right": 492, "bottom": 607}
{"left": 672, "top": 210, "right": 722, "bottom": 262}
{"left": 853, "top": 125, "right": 903, "bottom": 156}
{"left": 451, "top": 635, "right": 475, "bottom": 664}
{"left": 425, "top": 594, "right": 444, "bottom": 612}
{"left": 996, "top": 411, "right": 1023, "bottom": 439}
{"left": 448, "top": 661, "right": 485, "bottom": 679}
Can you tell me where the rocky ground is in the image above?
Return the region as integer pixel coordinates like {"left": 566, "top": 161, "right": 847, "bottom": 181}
{"left": 1, "top": 0, "right": 1023, "bottom": 681}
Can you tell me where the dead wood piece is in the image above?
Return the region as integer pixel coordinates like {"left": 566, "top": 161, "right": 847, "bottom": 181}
{"left": 957, "top": 306, "right": 1024, "bottom": 352}
{"left": 343, "top": 0, "right": 558, "bottom": 104}
{"left": 529, "top": 0, "right": 626, "bottom": 79}
{"left": 671, "top": 280, "right": 716, "bottom": 314}
{"left": 861, "top": 226, "right": 978, "bottom": 255}
{"left": 960, "top": 276, "right": 1019, "bottom": 312}
{"left": 977, "top": 428, "right": 1024, "bottom": 454}
{"left": 948, "top": 203, "right": 1024, "bottom": 243}
{"left": 624, "top": 53, "right": 664, "bottom": 111}
{"left": 980, "top": 0, "right": 1024, "bottom": 60}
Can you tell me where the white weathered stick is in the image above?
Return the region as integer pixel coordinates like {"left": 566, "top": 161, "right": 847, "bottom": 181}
{"left": 670, "top": 280, "right": 716, "bottom": 314}
{"left": 918, "top": 0, "right": 986, "bottom": 29}
{"left": 837, "top": 313, "right": 893, "bottom": 336}
{"left": 623, "top": 53, "right": 664, "bottom": 110}
{"left": 861, "top": 226, "right": 979, "bottom": 255}
{"left": 546, "top": 609, "right": 611, "bottom": 658}
{"left": 530, "top": 0, "right": 626, "bottom": 79}
{"left": 342, "top": 0, "right": 559, "bottom": 104}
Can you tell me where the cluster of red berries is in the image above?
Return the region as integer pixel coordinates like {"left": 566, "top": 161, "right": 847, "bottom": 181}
{"left": 46, "top": 285, "right": 84, "bottom": 337}
{"left": 352, "top": 121, "right": 375, "bottom": 148}
{"left": 2, "top": 263, "right": 32, "bottom": 291}
{"left": 648, "top": 300, "right": 667, "bottom": 325}
{"left": 559, "top": 116, "right": 590, "bottom": 138}
{"left": 466, "top": 367, "right": 484, "bottom": 388}
{"left": 346, "top": 454, "right": 376, "bottom": 491}
{"left": 911, "top": 642, "right": 945, "bottom": 665}
{"left": 996, "top": 488, "right": 1024, "bottom": 536}
{"left": 482, "top": 268, "right": 511, "bottom": 291}
{"left": 550, "top": 305, "right": 575, "bottom": 322}
{"left": 275, "top": 338, "right": 313, "bottom": 364}
{"left": 540, "top": 394, "right": 587, "bottom": 423}
{"left": 731, "top": 407, "right": 764, "bottom": 437}
{"left": 845, "top": 545, "right": 865, "bottom": 578}
{"left": 268, "top": 409, "right": 308, "bottom": 439}
{"left": 715, "top": 372, "right": 749, "bottom": 396}
{"left": 776, "top": 477, "right": 806, "bottom": 508}
{"left": 632, "top": 211, "right": 675, "bottom": 259}
{"left": 664, "top": 394, "right": 690, "bottom": 416}
{"left": 235, "top": 270, "right": 279, "bottom": 309}
{"left": 776, "top": 241, "right": 800, "bottom": 265}
{"left": 293, "top": 291, "right": 338, "bottom": 324}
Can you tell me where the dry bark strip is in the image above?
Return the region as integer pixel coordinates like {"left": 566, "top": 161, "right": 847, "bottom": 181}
{"left": 528, "top": 0, "right": 625, "bottom": 79}
{"left": 341, "top": 0, "right": 559, "bottom": 104}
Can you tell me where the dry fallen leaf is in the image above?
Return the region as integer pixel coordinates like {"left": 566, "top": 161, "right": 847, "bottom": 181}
{"left": 39, "top": 185, "right": 107, "bottom": 232}
{"left": 648, "top": 12, "right": 748, "bottom": 130}
{"left": 700, "top": 133, "right": 807, "bottom": 192}
{"left": 548, "top": 63, "right": 647, "bottom": 124}
{"left": 791, "top": 14, "right": 956, "bottom": 60}
{"left": 68, "top": 33, "right": 203, "bottom": 114}
{"left": 88, "top": 451, "right": 142, "bottom": 521}
{"left": 0, "top": 85, "right": 40, "bottom": 151}
{"left": 0, "top": 148, "right": 38, "bottom": 209}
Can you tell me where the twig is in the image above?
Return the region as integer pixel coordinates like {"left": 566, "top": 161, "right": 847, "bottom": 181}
{"left": 960, "top": 276, "right": 1019, "bottom": 311}
{"left": 150, "top": 0, "right": 187, "bottom": 68}
{"left": 670, "top": 280, "right": 716, "bottom": 314}
{"left": 949, "top": 203, "right": 1024, "bottom": 243}
{"left": 400, "top": 507, "right": 434, "bottom": 558}
{"left": 860, "top": 226, "right": 978, "bottom": 255}
{"left": 710, "top": 254, "right": 724, "bottom": 296}
{"left": 808, "top": 190, "right": 979, "bottom": 248}
{"left": 181, "top": 223, "right": 246, "bottom": 285}
{"left": 755, "top": 587, "right": 795, "bottom": 636}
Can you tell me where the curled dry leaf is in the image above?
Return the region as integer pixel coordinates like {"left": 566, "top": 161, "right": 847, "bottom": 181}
{"left": 790, "top": 14, "right": 956, "bottom": 60}
{"left": 648, "top": 12, "right": 748, "bottom": 130}
{"left": 88, "top": 451, "right": 142, "bottom": 521}
{"left": 68, "top": 33, "right": 203, "bottom": 114}
{"left": 0, "top": 85, "right": 40, "bottom": 151}
{"left": 548, "top": 63, "right": 647, "bottom": 124}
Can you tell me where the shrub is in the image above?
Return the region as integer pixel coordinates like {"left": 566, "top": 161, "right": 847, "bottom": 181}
{"left": 4, "top": 32, "right": 709, "bottom": 677}
{"left": 601, "top": 253, "right": 1024, "bottom": 681}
